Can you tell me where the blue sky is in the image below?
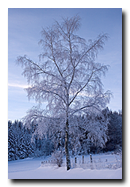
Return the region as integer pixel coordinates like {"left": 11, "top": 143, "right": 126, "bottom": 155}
{"left": 8, "top": 8, "right": 122, "bottom": 121}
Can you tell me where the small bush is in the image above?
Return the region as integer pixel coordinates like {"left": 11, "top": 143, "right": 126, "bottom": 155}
{"left": 51, "top": 150, "right": 63, "bottom": 167}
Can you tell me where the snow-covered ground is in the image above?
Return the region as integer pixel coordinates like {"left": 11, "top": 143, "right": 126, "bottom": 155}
{"left": 8, "top": 153, "right": 122, "bottom": 179}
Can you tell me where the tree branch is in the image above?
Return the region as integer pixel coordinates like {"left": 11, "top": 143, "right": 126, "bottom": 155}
{"left": 69, "top": 71, "right": 94, "bottom": 106}
{"left": 70, "top": 104, "right": 93, "bottom": 116}
{"left": 17, "top": 56, "right": 62, "bottom": 82}
{"left": 70, "top": 104, "right": 101, "bottom": 116}
{"left": 75, "top": 34, "right": 108, "bottom": 68}
{"left": 41, "top": 89, "right": 67, "bottom": 105}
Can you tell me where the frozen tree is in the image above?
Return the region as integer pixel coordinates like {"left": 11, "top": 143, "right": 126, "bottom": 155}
{"left": 106, "top": 110, "right": 122, "bottom": 151}
{"left": 8, "top": 121, "right": 15, "bottom": 161}
{"left": 69, "top": 112, "right": 109, "bottom": 155}
{"left": 17, "top": 16, "right": 111, "bottom": 170}
{"left": 85, "top": 113, "right": 109, "bottom": 149}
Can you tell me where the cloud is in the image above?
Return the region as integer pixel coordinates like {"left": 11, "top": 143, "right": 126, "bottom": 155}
{"left": 8, "top": 83, "right": 29, "bottom": 89}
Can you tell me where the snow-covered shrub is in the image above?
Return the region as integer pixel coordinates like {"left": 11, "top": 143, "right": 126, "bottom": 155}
{"left": 51, "top": 150, "right": 63, "bottom": 167}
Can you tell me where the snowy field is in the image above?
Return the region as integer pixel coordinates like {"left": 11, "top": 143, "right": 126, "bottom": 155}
{"left": 8, "top": 152, "right": 122, "bottom": 179}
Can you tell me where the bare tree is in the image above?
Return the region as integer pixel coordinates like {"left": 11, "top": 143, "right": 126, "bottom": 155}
{"left": 17, "top": 16, "right": 111, "bottom": 170}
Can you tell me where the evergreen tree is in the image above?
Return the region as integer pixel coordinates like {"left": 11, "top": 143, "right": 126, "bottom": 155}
{"left": 8, "top": 121, "right": 15, "bottom": 161}
{"left": 106, "top": 111, "right": 122, "bottom": 151}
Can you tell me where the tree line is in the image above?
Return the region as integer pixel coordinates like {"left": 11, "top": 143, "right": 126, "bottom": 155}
{"left": 8, "top": 108, "right": 122, "bottom": 161}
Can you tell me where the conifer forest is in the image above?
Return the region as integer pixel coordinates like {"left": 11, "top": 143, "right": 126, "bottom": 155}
{"left": 8, "top": 108, "right": 122, "bottom": 161}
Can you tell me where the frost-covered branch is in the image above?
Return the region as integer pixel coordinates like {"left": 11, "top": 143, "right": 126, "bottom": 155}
{"left": 17, "top": 55, "right": 62, "bottom": 83}
{"left": 69, "top": 90, "right": 111, "bottom": 116}
{"left": 69, "top": 71, "right": 94, "bottom": 106}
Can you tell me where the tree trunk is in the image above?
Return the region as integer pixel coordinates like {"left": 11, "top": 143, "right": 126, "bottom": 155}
{"left": 65, "top": 119, "right": 71, "bottom": 170}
